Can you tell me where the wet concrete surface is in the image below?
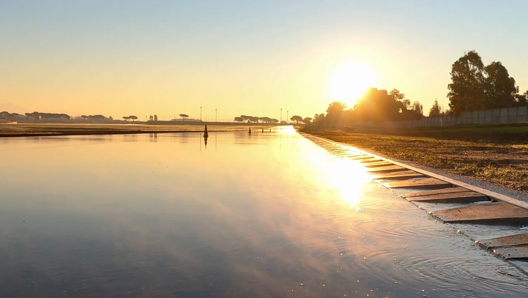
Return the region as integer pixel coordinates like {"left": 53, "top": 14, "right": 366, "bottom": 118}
{"left": 433, "top": 201, "right": 528, "bottom": 225}
{"left": 384, "top": 178, "right": 451, "bottom": 189}
{"left": 408, "top": 191, "right": 488, "bottom": 203}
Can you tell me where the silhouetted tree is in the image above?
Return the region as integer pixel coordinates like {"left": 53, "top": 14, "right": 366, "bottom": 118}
{"left": 290, "top": 115, "right": 303, "bottom": 124}
{"left": 313, "top": 113, "right": 325, "bottom": 124}
{"left": 483, "top": 61, "right": 518, "bottom": 108}
{"left": 326, "top": 102, "right": 347, "bottom": 122}
{"left": 303, "top": 117, "right": 312, "bottom": 124}
{"left": 123, "top": 116, "right": 130, "bottom": 121}
{"left": 129, "top": 115, "right": 138, "bottom": 122}
{"left": 448, "top": 51, "right": 486, "bottom": 113}
{"left": 179, "top": 114, "right": 189, "bottom": 121}
{"left": 234, "top": 116, "right": 243, "bottom": 122}
{"left": 412, "top": 101, "right": 423, "bottom": 116}
{"left": 429, "top": 100, "right": 442, "bottom": 117}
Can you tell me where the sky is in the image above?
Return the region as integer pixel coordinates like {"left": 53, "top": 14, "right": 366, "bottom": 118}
{"left": 1, "top": 0, "right": 528, "bottom": 120}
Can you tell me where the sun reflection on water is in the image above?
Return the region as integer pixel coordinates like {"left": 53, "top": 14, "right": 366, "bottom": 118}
{"left": 328, "top": 157, "right": 371, "bottom": 209}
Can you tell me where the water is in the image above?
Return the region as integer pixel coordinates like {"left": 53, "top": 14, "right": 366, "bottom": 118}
{"left": 0, "top": 128, "right": 527, "bottom": 297}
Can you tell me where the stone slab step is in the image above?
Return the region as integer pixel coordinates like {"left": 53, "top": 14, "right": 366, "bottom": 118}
{"left": 409, "top": 191, "right": 488, "bottom": 203}
{"left": 366, "top": 165, "right": 408, "bottom": 174}
{"left": 490, "top": 246, "right": 528, "bottom": 260}
{"left": 384, "top": 178, "right": 450, "bottom": 189}
{"left": 363, "top": 161, "right": 395, "bottom": 168}
{"left": 404, "top": 187, "right": 470, "bottom": 198}
{"left": 349, "top": 155, "right": 370, "bottom": 160}
{"left": 359, "top": 158, "right": 383, "bottom": 164}
{"left": 477, "top": 232, "right": 528, "bottom": 250}
{"left": 372, "top": 171, "right": 426, "bottom": 180}
{"left": 433, "top": 201, "right": 528, "bottom": 225}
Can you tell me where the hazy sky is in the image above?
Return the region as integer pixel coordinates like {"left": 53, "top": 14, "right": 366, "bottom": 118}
{"left": 2, "top": 0, "right": 528, "bottom": 120}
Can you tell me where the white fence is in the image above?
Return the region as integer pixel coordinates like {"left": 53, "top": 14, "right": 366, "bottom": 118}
{"left": 355, "top": 105, "right": 528, "bottom": 128}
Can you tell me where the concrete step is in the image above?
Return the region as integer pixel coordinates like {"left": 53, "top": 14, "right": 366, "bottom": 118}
{"left": 372, "top": 171, "right": 426, "bottom": 180}
{"left": 433, "top": 201, "right": 528, "bottom": 225}
{"left": 408, "top": 191, "right": 488, "bottom": 203}
{"left": 476, "top": 232, "right": 528, "bottom": 249}
{"left": 490, "top": 246, "right": 528, "bottom": 260}
{"left": 363, "top": 161, "right": 395, "bottom": 168}
{"left": 384, "top": 178, "right": 451, "bottom": 189}
{"left": 404, "top": 187, "right": 470, "bottom": 198}
{"left": 367, "top": 165, "right": 408, "bottom": 174}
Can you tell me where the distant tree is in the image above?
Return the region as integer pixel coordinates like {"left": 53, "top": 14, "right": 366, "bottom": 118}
{"left": 149, "top": 115, "right": 153, "bottom": 121}
{"left": 313, "top": 113, "right": 325, "bottom": 124}
{"left": 515, "top": 91, "right": 528, "bottom": 106}
{"left": 153, "top": 115, "right": 158, "bottom": 121}
{"left": 271, "top": 118, "right": 279, "bottom": 124}
{"left": 129, "top": 115, "right": 138, "bottom": 122}
{"left": 290, "top": 115, "right": 303, "bottom": 124}
{"left": 249, "top": 116, "right": 259, "bottom": 123}
{"left": 483, "top": 61, "right": 518, "bottom": 108}
{"left": 81, "top": 115, "right": 88, "bottom": 120}
{"left": 411, "top": 101, "right": 423, "bottom": 116}
{"left": 429, "top": 100, "right": 442, "bottom": 117}
{"left": 326, "top": 102, "right": 347, "bottom": 122}
{"left": 123, "top": 116, "right": 130, "bottom": 121}
{"left": 303, "top": 117, "right": 312, "bottom": 124}
{"left": 179, "top": 114, "right": 189, "bottom": 121}
{"left": 447, "top": 51, "right": 486, "bottom": 113}
{"left": 234, "top": 116, "right": 243, "bottom": 123}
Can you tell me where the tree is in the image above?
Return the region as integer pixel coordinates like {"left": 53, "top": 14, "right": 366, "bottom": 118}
{"left": 313, "top": 113, "right": 325, "bottom": 124}
{"left": 234, "top": 116, "right": 243, "bottom": 122}
{"left": 429, "top": 100, "right": 442, "bottom": 117}
{"left": 515, "top": 91, "right": 528, "bottom": 106}
{"left": 149, "top": 115, "right": 153, "bottom": 121}
{"left": 290, "top": 115, "right": 303, "bottom": 124}
{"left": 447, "top": 51, "right": 486, "bottom": 113}
{"left": 123, "top": 116, "right": 130, "bottom": 121}
{"left": 179, "top": 114, "right": 189, "bottom": 121}
{"left": 326, "top": 102, "right": 347, "bottom": 122}
{"left": 303, "top": 117, "right": 312, "bottom": 124}
{"left": 271, "top": 118, "right": 279, "bottom": 124}
{"left": 411, "top": 101, "right": 423, "bottom": 116}
{"left": 483, "top": 61, "right": 518, "bottom": 108}
{"left": 129, "top": 115, "right": 138, "bottom": 122}
{"left": 154, "top": 115, "right": 158, "bottom": 121}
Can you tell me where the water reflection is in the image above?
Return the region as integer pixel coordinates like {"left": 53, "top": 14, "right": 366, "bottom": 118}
{"left": 0, "top": 130, "right": 526, "bottom": 297}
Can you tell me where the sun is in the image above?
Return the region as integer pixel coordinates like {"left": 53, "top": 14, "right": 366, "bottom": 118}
{"left": 329, "top": 62, "right": 376, "bottom": 106}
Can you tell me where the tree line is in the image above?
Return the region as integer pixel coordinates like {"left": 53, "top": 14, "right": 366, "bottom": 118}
{"left": 313, "top": 50, "right": 528, "bottom": 124}
{"left": 313, "top": 88, "right": 424, "bottom": 124}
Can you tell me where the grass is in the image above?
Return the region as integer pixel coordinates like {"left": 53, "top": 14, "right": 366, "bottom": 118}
{"left": 300, "top": 124, "right": 528, "bottom": 192}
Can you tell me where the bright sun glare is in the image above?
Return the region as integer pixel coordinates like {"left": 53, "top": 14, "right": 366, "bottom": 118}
{"left": 329, "top": 62, "right": 376, "bottom": 106}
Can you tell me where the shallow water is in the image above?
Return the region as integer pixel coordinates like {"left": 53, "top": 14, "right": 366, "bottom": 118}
{"left": 0, "top": 128, "right": 527, "bottom": 297}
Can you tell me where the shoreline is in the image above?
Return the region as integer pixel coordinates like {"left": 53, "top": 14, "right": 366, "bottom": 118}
{"left": 0, "top": 123, "right": 276, "bottom": 138}
{"left": 299, "top": 125, "right": 528, "bottom": 194}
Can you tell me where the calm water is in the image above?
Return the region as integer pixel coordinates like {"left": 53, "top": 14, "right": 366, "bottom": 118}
{"left": 1, "top": 128, "right": 527, "bottom": 298}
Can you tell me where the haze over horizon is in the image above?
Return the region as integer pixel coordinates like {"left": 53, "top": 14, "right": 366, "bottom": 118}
{"left": 2, "top": 0, "right": 528, "bottom": 120}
